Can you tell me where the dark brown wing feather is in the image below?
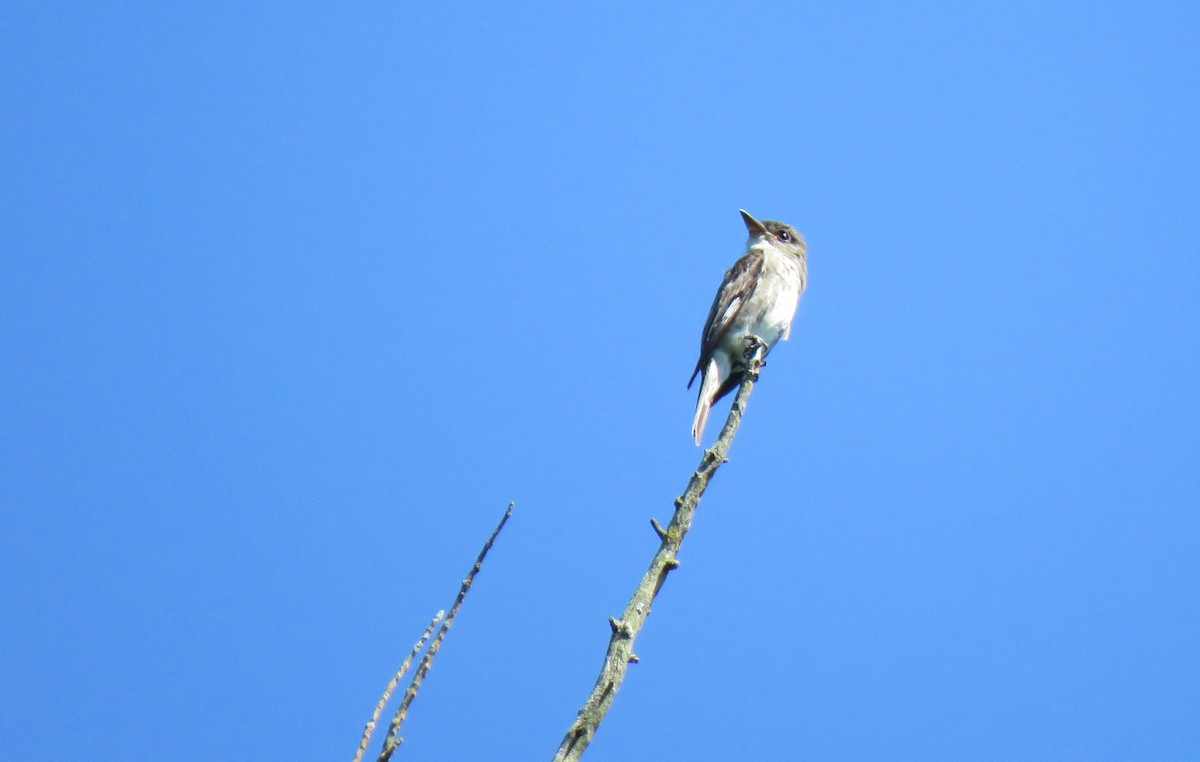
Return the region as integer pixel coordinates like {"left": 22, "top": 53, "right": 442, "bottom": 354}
{"left": 687, "top": 249, "right": 764, "bottom": 388}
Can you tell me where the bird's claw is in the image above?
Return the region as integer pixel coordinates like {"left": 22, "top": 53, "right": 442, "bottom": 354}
{"left": 742, "top": 335, "right": 767, "bottom": 362}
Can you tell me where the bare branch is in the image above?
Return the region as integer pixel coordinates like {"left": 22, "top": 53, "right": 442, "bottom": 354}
{"left": 353, "top": 610, "right": 445, "bottom": 762}
{"left": 552, "top": 345, "right": 767, "bottom": 761}
{"left": 378, "top": 502, "right": 514, "bottom": 761}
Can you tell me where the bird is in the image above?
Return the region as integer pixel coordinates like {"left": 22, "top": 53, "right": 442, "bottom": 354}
{"left": 688, "top": 209, "right": 808, "bottom": 445}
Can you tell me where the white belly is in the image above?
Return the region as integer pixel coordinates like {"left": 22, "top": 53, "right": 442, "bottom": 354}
{"left": 761, "top": 279, "right": 800, "bottom": 342}
{"left": 720, "top": 247, "right": 803, "bottom": 354}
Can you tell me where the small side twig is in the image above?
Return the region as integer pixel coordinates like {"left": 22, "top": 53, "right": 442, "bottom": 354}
{"left": 552, "top": 345, "right": 767, "bottom": 761}
{"left": 353, "top": 610, "right": 444, "bottom": 762}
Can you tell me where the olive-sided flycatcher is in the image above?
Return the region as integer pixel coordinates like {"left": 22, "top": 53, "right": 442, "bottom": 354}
{"left": 688, "top": 209, "right": 808, "bottom": 445}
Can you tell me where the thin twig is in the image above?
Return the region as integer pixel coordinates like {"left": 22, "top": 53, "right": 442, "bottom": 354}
{"left": 378, "top": 502, "right": 515, "bottom": 761}
{"left": 552, "top": 345, "right": 767, "bottom": 761}
{"left": 353, "top": 610, "right": 444, "bottom": 762}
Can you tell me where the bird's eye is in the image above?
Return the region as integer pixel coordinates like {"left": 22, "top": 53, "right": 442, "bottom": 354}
{"left": 777, "top": 230, "right": 791, "bottom": 242}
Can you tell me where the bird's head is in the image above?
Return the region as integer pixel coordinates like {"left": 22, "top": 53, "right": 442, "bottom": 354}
{"left": 739, "top": 209, "right": 806, "bottom": 259}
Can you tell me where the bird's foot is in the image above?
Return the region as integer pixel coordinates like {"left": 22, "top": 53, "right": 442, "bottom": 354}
{"left": 742, "top": 335, "right": 768, "bottom": 362}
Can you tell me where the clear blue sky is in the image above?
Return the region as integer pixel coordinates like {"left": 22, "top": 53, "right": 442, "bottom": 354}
{"left": 3, "top": 3, "right": 1198, "bottom": 760}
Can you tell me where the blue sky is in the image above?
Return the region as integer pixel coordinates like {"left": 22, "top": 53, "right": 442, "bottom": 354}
{"left": 2, "top": 2, "right": 1198, "bottom": 760}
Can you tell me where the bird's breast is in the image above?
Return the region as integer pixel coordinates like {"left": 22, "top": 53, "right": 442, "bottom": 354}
{"left": 733, "top": 248, "right": 803, "bottom": 348}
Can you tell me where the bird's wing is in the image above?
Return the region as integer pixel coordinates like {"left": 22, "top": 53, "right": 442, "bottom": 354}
{"left": 687, "top": 248, "right": 764, "bottom": 388}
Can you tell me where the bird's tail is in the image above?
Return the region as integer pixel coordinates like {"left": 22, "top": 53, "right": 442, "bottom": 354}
{"left": 691, "top": 360, "right": 722, "bottom": 445}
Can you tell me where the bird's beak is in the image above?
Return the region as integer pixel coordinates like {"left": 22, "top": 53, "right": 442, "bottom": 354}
{"left": 739, "top": 209, "right": 768, "bottom": 237}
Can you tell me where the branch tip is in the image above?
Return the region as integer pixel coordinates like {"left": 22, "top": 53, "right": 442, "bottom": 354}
{"left": 371, "top": 502, "right": 512, "bottom": 761}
